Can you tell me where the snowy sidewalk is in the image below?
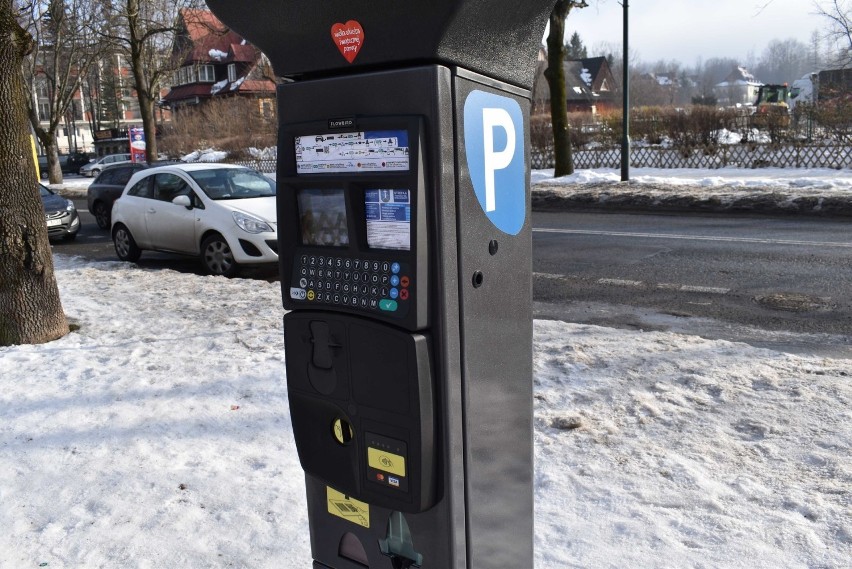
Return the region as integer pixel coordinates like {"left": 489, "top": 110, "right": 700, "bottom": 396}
{"left": 0, "top": 256, "right": 850, "bottom": 568}
{"left": 532, "top": 168, "right": 852, "bottom": 216}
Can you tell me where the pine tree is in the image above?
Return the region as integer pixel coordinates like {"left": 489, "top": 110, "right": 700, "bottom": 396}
{"left": 565, "top": 31, "right": 587, "bottom": 60}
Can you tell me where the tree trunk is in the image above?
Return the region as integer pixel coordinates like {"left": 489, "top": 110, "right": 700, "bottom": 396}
{"left": 545, "top": 1, "right": 587, "bottom": 177}
{"left": 0, "top": 1, "right": 69, "bottom": 346}
{"left": 126, "top": 0, "right": 159, "bottom": 162}
{"left": 31, "top": 124, "right": 63, "bottom": 183}
{"left": 139, "top": 90, "right": 158, "bottom": 162}
{"left": 545, "top": 1, "right": 575, "bottom": 177}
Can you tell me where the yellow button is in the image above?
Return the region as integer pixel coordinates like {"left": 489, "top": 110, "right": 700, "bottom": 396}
{"left": 307, "top": 290, "right": 315, "bottom": 301}
{"left": 367, "top": 447, "right": 406, "bottom": 478}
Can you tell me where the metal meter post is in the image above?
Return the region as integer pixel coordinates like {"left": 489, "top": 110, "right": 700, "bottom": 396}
{"left": 206, "top": 2, "right": 555, "bottom": 567}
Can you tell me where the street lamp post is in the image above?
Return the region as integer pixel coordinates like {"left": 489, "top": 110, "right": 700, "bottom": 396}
{"left": 621, "top": 0, "right": 630, "bottom": 182}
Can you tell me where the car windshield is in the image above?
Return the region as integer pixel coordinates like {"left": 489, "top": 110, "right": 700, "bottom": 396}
{"left": 189, "top": 168, "right": 276, "bottom": 200}
{"left": 39, "top": 184, "right": 52, "bottom": 197}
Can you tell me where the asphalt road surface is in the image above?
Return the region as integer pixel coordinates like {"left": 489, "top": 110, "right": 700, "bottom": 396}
{"left": 533, "top": 211, "right": 852, "bottom": 358}
{"left": 58, "top": 200, "right": 851, "bottom": 357}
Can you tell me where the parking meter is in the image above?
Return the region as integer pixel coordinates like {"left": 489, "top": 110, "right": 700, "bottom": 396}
{"left": 206, "top": 2, "right": 554, "bottom": 567}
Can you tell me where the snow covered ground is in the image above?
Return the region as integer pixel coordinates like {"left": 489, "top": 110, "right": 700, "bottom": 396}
{"left": 531, "top": 167, "right": 852, "bottom": 192}
{"left": 530, "top": 167, "right": 852, "bottom": 216}
{"left": 19, "top": 167, "right": 850, "bottom": 567}
{"left": 1, "top": 256, "right": 850, "bottom": 568}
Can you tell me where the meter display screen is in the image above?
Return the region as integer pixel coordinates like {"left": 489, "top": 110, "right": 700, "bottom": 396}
{"left": 365, "top": 189, "right": 411, "bottom": 251}
{"left": 295, "top": 130, "right": 410, "bottom": 174}
{"left": 297, "top": 188, "right": 350, "bottom": 247}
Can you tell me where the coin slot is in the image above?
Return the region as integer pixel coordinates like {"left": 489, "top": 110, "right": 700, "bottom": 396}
{"left": 333, "top": 417, "right": 354, "bottom": 445}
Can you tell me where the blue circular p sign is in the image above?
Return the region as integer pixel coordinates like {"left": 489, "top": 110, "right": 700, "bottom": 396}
{"left": 463, "top": 90, "right": 526, "bottom": 236}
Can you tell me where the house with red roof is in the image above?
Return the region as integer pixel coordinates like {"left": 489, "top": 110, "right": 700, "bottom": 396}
{"left": 162, "top": 9, "right": 276, "bottom": 116}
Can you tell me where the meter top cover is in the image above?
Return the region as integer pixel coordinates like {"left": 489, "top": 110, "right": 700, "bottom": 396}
{"left": 205, "top": 0, "right": 556, "bottom": 88}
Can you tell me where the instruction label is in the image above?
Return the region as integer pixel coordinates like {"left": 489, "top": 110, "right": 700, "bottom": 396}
{"left": 327, "top": 487, "right": 370, "bottom": 528}
{"left": 295, "top": 130, "right": 410, "bottom": 174}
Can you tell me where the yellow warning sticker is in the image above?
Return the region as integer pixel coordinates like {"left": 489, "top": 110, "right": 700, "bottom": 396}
{"left": 327, "top": 487, "right": 370, "bottom": 528}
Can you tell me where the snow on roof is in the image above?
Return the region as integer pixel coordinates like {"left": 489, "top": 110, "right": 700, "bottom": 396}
{"left": 230, "top": 76, "right": 246, "bottom": 91}
{"left": 208, "top": 49, "right": 228, "bottom": 61}
{"left": 210, "top": 79, "right": 228, "bottom": 95}
{"left": 580, "top": 68, "right": 593, "bottom": 86}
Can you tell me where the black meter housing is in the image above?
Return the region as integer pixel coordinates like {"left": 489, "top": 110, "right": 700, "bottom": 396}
{"left": 206, "top": 1, "right": 552, "bottom": 567}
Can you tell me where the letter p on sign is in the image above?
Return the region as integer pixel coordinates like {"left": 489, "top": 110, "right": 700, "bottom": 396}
{"left": 463, "top": 90, "right": 526, "bottom": 235}
{"left": 482, "top": 108, "right": 516, "bottom": 212}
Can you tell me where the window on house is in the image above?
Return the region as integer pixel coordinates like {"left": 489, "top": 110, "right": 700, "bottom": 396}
{"left": 198, "top": 64, "right": 215, "bottom": 83}
{"left": 36, "top": 81, "right": 49, "bottom": 99}
{"left": 227, "top": 63, "right": 237, "bottom": 83}
{"left": 38, "top": 102, "right": 50, "bottom": 119}
{"left": 177, "top": 65, "right": 197, "bottom": 85}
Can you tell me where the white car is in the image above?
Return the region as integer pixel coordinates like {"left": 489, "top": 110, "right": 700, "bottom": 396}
{"left": 111, "top": 163, "right": 278, "bottom": 276}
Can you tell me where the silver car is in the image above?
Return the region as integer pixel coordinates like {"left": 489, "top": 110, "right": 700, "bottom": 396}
{"left": 40, "top": 184, "right": 80, "bottom": 241}
{"left": 79, "top": 153, "right": 133, "bottom": 177}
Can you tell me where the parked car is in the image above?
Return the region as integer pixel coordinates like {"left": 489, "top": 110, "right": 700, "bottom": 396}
{"left": 40, "top": 183, "right": 80, "bottom": 241}
{"left": 79, "top": 153, "right": 132, "bottom": 177}
{"left": 38, "top": 152, "right": 91, "bottom": 177}
{"left": 87, "top": 162, "right": 150, "bottom": 229}
{"left": 111, "top": 163, "right": 277, "bottom": 276}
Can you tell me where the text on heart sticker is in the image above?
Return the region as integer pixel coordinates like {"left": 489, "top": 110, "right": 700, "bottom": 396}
{"left": 331, "top": 20, "right": 364, "bottom": 63}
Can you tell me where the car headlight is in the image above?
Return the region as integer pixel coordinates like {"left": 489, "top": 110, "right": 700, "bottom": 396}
{"left": 65, "top": 199, "right": 76, "bottom": 212}
{"left": 233, "top": 210, "right": 273, "bottom": 234}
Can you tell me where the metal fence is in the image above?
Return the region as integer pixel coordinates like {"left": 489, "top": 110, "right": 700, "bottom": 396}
{"left": 531, "top": 143, "right": 852, "bottom": 171}
{"left": 227, "top": 145, "right": 852, "bottom": 172}
{"left": 226, "top": 158, "right": 277, "bottom": 173}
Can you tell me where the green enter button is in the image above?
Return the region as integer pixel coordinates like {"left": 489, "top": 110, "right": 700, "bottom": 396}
{"left": 379, "top": 299, "right": 398, "bottom": 312}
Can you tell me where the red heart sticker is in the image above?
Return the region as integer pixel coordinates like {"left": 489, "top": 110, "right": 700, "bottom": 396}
{"left": 331, "top": 20, "right": 364, "bottom": 63}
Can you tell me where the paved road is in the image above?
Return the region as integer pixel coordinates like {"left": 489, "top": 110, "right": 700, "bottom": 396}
{"left": 60, "top": 200, "right": 851, "bottom": 357}
{"left": 533, "top": 211, "right": 852, "bottom": 358}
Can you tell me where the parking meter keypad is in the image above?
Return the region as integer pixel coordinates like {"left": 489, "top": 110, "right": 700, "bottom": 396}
{"left": 291, "top": 255, "right": 411, "bottom": 316}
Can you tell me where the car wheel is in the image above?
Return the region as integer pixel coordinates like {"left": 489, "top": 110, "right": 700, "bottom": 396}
{"left": 113, "top": 224, "right": 141, "bottom": 262}
{"left": 90, "top": 168, "right": 100, "bottom": 177}
{"left": 201, "top": 234, "right": 238, "bottom": 277}
{"left": 93, "top": 202, "right": 110, "bottom": 229}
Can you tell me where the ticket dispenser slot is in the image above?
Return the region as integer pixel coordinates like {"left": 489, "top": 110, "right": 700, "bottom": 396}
{"left": 280, "top": 116, "right": 436, "bottom": 515}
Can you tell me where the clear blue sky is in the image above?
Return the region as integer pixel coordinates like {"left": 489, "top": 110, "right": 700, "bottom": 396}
{"left": 562, "top": 0, "right": 827, "bottom": 65}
